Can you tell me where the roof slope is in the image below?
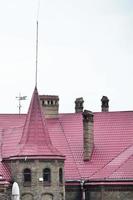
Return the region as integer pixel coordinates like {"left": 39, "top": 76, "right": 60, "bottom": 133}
{"left": 0, "top": 162, "right": 11, "bottom": 183}
{"left": 20, "top": 87, "right": 51, "bottom": 146}
{"left": 48, "top": 111, "right": 133, "bottom": 180}
{"left": 18, "top": 87, "right": 64, "bottom": 158}
{"left": 0, "top": 106, "right": 133, "bottom": 181}
{"left": 2, "top": 88, "right": 64, "bottom": 159}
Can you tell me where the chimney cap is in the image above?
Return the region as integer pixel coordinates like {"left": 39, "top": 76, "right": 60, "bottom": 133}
{"left": 83, "top": 110, "right": 94, "bottom": 122}
{"left": 75, "top": 97, "right": 84, "bottom": 102}
{"left": 101, "top": 96, "right": 109, "bottom": 102}
{"left": 101, "top": 96, "right": 109, "bottom": 112}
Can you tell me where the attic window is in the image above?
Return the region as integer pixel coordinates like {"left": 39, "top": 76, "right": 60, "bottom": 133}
{"left": 43, "top": 168, "right": 51, "bottom": 185}
{"left": 23, "top": 168, "right": 31, "bottom": 186}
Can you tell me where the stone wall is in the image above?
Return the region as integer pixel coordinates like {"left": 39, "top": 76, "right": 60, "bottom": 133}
{"left": 66, "top": 184, "right": 133, "bottom": 200}
{"left": 65, "top": 185, "right": 82, "bottom": 200}
{"left": 0, "top": 185, "right": 11, "bottom": 200}
{"left": 103, "top": 185, "right": 133, "bottom": 200}
{"left": 8, "top": 159, "right": 65, "bottom": 200}
{"left": 1, "top": 167, "right": 133, "bottom": 200}
{"left": 86, "top": 185, "right": 133, "bottom": 200}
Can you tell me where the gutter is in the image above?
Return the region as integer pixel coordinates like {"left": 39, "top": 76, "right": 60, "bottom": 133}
{"left": 86, "top": 178, "right": 133, "bottom": 182}
{"left": 66, "top": 178, "right": 133, "bottom": 184}
{"left": 85, "top": 178, "right": 133, "bottom": 186}
{"left": 66, "top": 178, "right": 133, "bottom": 183}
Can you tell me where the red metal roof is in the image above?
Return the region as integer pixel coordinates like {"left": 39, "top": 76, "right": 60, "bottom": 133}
{"left": 20, "top": 87, "right": 51, "bottom": 146}
{"left": 18, "top": 87, "right": 64, "bottom": 158}
{"left": 1, "top": 87, "right": 64, "bottom": 160}
{"left": 0, "top": 162, "right": 11, "bottom": 182}
{"left": 0, "top": 91, "right": 133, "bottom": 183}
{"left": 48, "top": 111, "right": 133, "bottom": 181}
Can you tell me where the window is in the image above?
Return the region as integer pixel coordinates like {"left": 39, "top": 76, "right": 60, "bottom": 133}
{"left": 42, "top": 100, "right": 45, "bottom": 106}
{"left": 43, "top": 168, "right": 51, "bottom": 184}
{"left": 59, "top": 168, "right": 63, "bottom": 184}
{"left": 23, "top": 168, "right": 31, "bottom": 185}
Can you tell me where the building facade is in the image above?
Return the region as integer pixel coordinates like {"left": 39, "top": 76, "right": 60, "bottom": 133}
{"left": 0, "top": 88, "right": 133, "bottom": 199}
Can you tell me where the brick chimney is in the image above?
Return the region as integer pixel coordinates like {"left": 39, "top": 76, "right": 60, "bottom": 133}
{"left": 75, "top": 97, "right": 84, "bottom": 113}
{"left": 101, "top": 96, "right": 109, "bottom": 112}
{"left": 82, "top": 110, "right": 94, "bottom": 161}
{"left": 39, "top": 95, "right": 59, "bottom": 118}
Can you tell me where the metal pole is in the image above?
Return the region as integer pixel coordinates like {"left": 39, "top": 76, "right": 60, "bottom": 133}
{"left": 19, "top": 93, "right": 21, "bottom": 114}
{"left": 35, "top": 20, "right": 38, "bottom": 87}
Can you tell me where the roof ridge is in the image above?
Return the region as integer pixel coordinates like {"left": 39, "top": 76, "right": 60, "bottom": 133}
{"left": 109, "top": 154, "right": 133, "bottom": 179}
{"left": 89, "top": 144, "right": 133, "bottom": 180}
{"left": 107, "top": 145, "right": 133, "bottom": 179}
{"left": 58, "top": 117, "right": 81, "bottom": 179}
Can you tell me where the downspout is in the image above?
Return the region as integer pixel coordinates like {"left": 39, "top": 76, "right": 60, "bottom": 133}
{"left": 66, "top": 180, "right": 86, "bottom": 200}
{"left": 80, "top": 180, "right": 85, "bottom": 200}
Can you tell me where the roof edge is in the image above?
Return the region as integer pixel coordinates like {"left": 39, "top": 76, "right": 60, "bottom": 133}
{"left": 3, "top": 155, "right": 65, "bottom": 161}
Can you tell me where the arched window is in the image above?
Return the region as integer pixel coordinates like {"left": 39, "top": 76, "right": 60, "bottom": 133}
{"left": 23, "top": 168, "right": 31, "bottom": 185}
{"left": 43, "top": 168, "right": 51, "bottom": 184}
{"left": 59, "top": 168, "right": 63, "bottom": 184}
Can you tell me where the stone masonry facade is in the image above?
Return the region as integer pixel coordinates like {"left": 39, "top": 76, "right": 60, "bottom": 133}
{"left": 7, "top": 159, "right": 65, "bottom": 200}
{"left": 65, "top": 185, "right": 133, "bottom": 200}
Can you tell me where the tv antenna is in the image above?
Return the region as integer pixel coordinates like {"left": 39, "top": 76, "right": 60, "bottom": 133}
{"left": 16, "top": 93, "right": 27, "bottom": 114}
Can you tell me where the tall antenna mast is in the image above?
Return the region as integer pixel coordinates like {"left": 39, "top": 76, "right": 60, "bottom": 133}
{"left": 35, "top": 0, "right": 40, "bottom": 87}
{"left": 35, "top": 20, "right": 38, "bottom": 87}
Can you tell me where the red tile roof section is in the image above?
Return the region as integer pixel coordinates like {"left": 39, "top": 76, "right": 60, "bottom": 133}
{"left": 20, "top": 87, "right": 51, "bottom": 145}
{"left": 48, "top": 111, "right": 133, "bottom": 181}
{"left": 0, "top": 129, "right": 11, "bottom": 183}
{"left": 16, "top": 87, "right": 64, "bottom": 158}
{"left": 0, "top": 107, "right": 133, "bottom": 183}
{"left": 0, "top": 162, "right": 11, "bottom": 182}
{"left": 109, "top": 154, "right": 133, "bottom": 179}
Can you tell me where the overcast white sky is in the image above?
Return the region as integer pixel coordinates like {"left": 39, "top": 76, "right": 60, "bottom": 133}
{"left": 0, "top": 0, "right": 133, "bottom": 113}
